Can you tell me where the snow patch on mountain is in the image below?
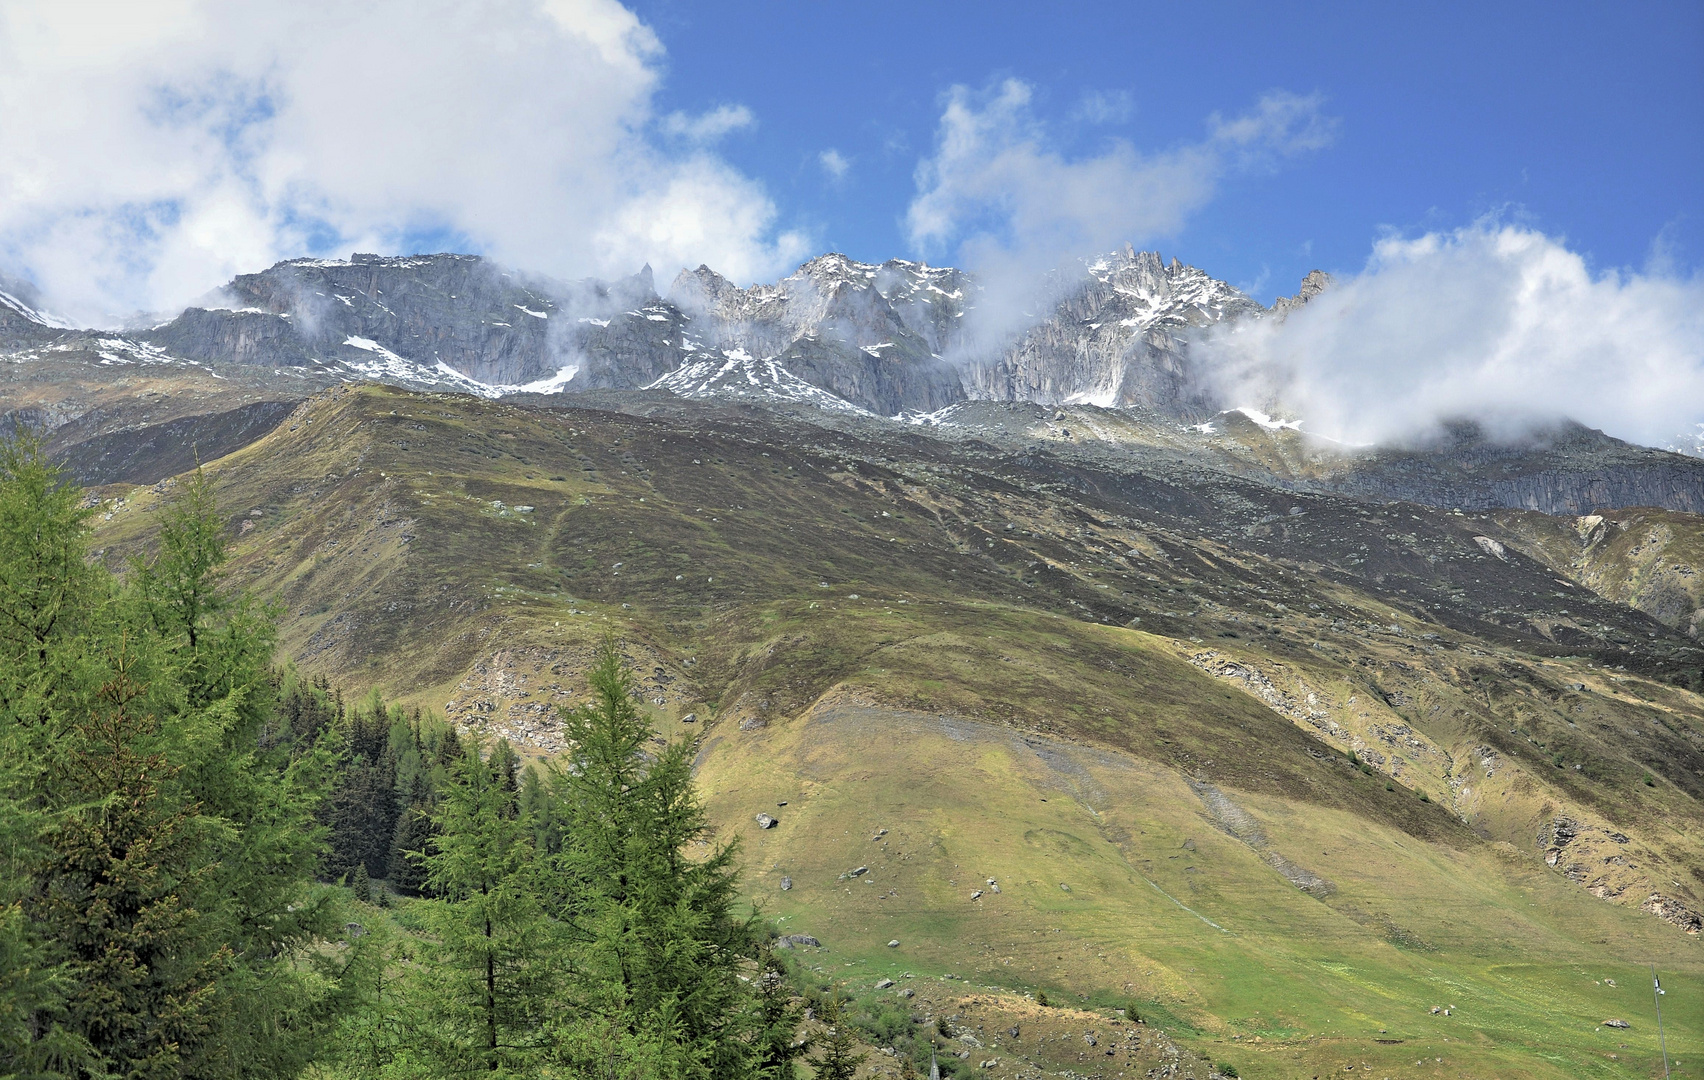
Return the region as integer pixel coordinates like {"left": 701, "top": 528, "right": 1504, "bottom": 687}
{"left": 91, "top": 337, "right": 179, "bottom": 366}
{"left": 1671, "top": 423, "right": 1704, "bottom": 459}
{"left": 504, "top": 365, "right": 580, "bottom": 394}
{"left": 646, "top": 347, "right": 870, "bottom": 414}
{"left": 897, "top": 404, "right": 969, "bottom": 427}
{"left": 1232, "top": 406, "right": 1304, "bottom": 432}
{"left": 341, "top": 336, "right": 502, "bottom": 397}
{"left": 0, "top": 287, "right": 76, "bottom": 329}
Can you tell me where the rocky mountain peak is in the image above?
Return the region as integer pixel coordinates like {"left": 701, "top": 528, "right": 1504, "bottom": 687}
{"left": 963, "top": 248, "right": 1265, "bottom": 411}
{"left": 1271, "top": 268, "right": 1332, "bottom": 319}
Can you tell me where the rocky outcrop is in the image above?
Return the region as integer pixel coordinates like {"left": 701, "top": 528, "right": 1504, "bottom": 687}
{"left": 964, "top": 247, "right": 1263, "bottom": 412}
{"left": 144, "top": 253, "right": 680, "bottom": 391}
{"left": 667, "top": 254, "right": 967, "bottom": 414}
{"left": 1269, "top": 268, "right": 1331, "bottom": 319}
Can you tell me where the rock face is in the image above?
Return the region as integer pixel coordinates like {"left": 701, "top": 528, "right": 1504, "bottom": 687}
{"left": 1269, "top": 268, "right": 1332, "bottom": 320}
{"left": 144, "top": 253, "right": 682, "bottom": 392}
{"left": 668, "top": 254, "right": 969, "bottom": 415}
{"left": 36, "top": 247, "right": 1271, "bottom": 417}
{"left": 965, "top": 247, "right": 1264, "bottom": 412}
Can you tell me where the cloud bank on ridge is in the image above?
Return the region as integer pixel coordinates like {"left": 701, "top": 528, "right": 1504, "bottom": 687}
{"left": 0, "top": 0, "right": 808, "bottom": 325}
{"left": 1199, "top": 223, "right": 1704, "bottom": 452}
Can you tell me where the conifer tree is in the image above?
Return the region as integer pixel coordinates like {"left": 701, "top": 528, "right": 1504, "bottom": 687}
{"left": 752, "top": 949, "right": 806, "bottom": 1080}
{"left": 389, "top": 772, "right": 437, "bottom": 896}
{"left": 549, "top": 637, "right": 756, "bottom": 1079}
{"left": 0, "top": 436, "right": 356, "bottom": 1079}
{"left": 324, "top": 699, "right": 401, "bottom": 881}
{"left": 417, "top": 743, "right": 558, "bottom": 1075}
{"left": 39, "top": 647, "right": 233, "bottom": 1077}
{"left": 808, "top": 994, "right": 865, "bottom": 1080}
{"left": 0, "top": 429, "right": 93, "bottom": 1073}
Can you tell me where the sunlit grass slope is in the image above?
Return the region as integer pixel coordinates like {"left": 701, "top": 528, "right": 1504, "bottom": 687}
{"left": 91, "top": 384, "right": 1704, "bottom": 1077}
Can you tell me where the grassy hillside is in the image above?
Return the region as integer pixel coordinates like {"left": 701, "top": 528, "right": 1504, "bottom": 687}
{"left": 92, "top": 384, "right": 1704, "bottom": 1077}
{"left": 1492, "top": 507, "right": 1704, "bottom": 639}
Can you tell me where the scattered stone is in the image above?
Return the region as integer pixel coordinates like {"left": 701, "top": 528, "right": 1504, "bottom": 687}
{"left": 971, "top": 890, "right": 983, "bottom": 900}
{"left": 755, "top": 813, "right": 778, "bottom": 829}
{"left": 1569, "top": 682, "right": 1587, "bottom": 692}
{"left": 901, "top": 987, "right": 915, "bottom": 998}
{"left": 775, "top": 934, "right": 820, "bottom": 949}
{"left": 1430, "top": 1007, "right": 1441, "bottom": 1015}
{"left": 1007, "top": 1026, "right": 1020, "bottom": 1039}
{"left": 681, "top": 713, "right": 696, "bottom": 723}
{"left": 1084, "top": 1034, "right": 1097, "bottom": 1047}
{"left": 887, "top": 939, "right": 900, "bottom": 948}
{"left": 1603, "top": 1019, "right": 1631, "bottom": 1029}
{"left": 844, "top": 866, "right": 869, "bottom": 878}
{"left": 875, "top": 978, "right": 895, "bottom": 990}
{"left": 779, "top": 877, "right": 792, "bottom": 891}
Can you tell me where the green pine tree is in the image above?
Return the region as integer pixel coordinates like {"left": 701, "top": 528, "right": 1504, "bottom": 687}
{"left": 0, "top": 428, "right": 95, "bottom": 1075}
{"left": 0, "top": 436, "right": 357, "bottom": 1079}
{"left": 808, "top": 994, "right": 865, "bottom": 1080}
{"left": 389, "top": 773, "right": 437, "bottom": 896}
{"left": 417, "top": 743, "right": 559, "bottom": 1076}
{"left": 548, "top": 637, "right": 756, "bottom": 1079}
{"left": 39, "top": 648, "right": 233, "bottom": 1078}
{"left": 752, "top": 948, "right": 806, "bottom": 1080}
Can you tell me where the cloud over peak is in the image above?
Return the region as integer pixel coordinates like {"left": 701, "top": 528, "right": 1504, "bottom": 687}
{"left": 0, "top": 0, "right": 803, "bottom": 324}
{"left": 1202, "top": 223, "right": 1704, "bottom": 450}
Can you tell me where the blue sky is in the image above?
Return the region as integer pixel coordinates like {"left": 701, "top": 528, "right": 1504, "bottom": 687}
{"left": 628, "top": 0, "right": 1703, "bottom": 300}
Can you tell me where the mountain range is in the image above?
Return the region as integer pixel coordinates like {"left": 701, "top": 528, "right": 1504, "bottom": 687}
{"left": 0, "top": 245, "right": 1302, "bottom": 415}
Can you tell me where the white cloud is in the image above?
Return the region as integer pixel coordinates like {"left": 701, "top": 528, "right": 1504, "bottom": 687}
{"left": 1072, "top": 88, "right": 1134, "bottom": 125}
{"left": 659, "top": 103, "right": 755, "bottom": 143}
{"left": 907, "top": 79, "right": 1334, "bottom": 357}
{"left": 0, "top": 0, "right": 802, "bottom": 324}
{"left": 907, "top": 79, "right": 1334, "bottom": 259}
{"left": 1200, "top": 223, "right": 1704, "bottom": 451}
{"left": 818, "top": 149, "right": 850, "bottom": 181}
